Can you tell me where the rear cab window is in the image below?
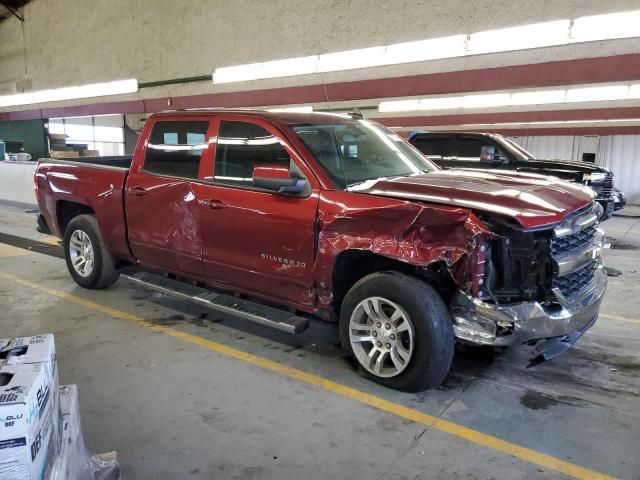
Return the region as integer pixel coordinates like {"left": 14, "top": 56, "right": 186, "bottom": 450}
{"left": 144, "top": 121, "right": 209, "bottom": 179}
{"left": 411, "top": 135, "right": 455, "bottom": 158}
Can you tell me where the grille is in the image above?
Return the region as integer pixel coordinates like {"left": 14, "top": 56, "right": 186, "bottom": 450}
{"left": 551, "top": 225, "right": 597, "bottom": 257}
{"left": 553, "top": 261, "right": 596, "bottom": 302}
{"left": 600, "top": 172, "right": 614, "bottom": 198}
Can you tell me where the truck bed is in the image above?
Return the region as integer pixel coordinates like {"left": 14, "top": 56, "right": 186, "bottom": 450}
{"left": 35, "top": 157, "right": 132, "bottom": 260}
{"left": 47, "top": 155, "right": 133, "bottom": 169}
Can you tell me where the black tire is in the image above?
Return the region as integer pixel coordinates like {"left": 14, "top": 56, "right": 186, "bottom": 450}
{"left": 339, "top": 271, "right": 455, "bottom": 392}
{"left": 63, "top": 215, "right": 120, "bottom": 289}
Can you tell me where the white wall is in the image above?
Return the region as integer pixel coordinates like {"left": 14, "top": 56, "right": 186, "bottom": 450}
{"left": 0, "top": 161, "right": 37, "bottom": 204}
{"left": 509, "top": 134, "right": 640, "bottom": 204}
{"left": 2, "top": 0, "right": 640, "bottom": 111}
{"left": 598, "top": 135, "right": 640, "bottom": 204}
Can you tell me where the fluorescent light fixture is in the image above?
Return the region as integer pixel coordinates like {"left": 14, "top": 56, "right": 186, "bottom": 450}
{"left": 572, "top": 10, "right": 640, "bottom": 42}
{"left": 510, "top": 89, "right": 566, "bottom": 105}
{"left": 317, "top": 46, "right": 387, "bottom": 72}
{"left": 629, "top": 84, "right": 640, "bottom": 98}
{"left": 213, "top": 63, "right": 264, "bottom": 84}
{"left": 470, "top": 20, "right": 570, "bottom": 54}
{"left": 378, "top": 99, "right": 422, "bottom": 113}
{"left": 419, "top": 96, "right": 464, "bottom": 110}
{"left": 212, "top": 9, "right": 640, "bottom": 84}
{"left": 457, "top": 118, "right": 640, "bottom": 128}
{"left": 566, "top": 85, "right": 629, "bottom": 102}
{"left": 378, "top": 82, "right": 640, "bottom": 113}
{"left": 260, "top": 55, "right": 318, "bottom": 79}
{"left": 463, "top": 93, "right": 511, "bottom": 108}
{"left": 384, "top": 35, "right": 467, "bottom": 63}
{"left": 266, "top": 106, "right": 314, "bottom": 113}
{"left": 0, "top": 79, "right": 138, "bottom": 108}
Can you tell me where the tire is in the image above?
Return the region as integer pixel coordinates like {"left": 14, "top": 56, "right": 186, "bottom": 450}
{"left": 63, "top": 215, "right": 120, "bottom": 289}
{"left": 339, "top": 271, "right": 455, "bottom": 392}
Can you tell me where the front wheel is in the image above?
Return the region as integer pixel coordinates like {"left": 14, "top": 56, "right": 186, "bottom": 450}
{"left": 339, "top": 272, "right": 455, "bottom": 392}
{"left": 63, "top": 215, "right": 120, "bottom": 289}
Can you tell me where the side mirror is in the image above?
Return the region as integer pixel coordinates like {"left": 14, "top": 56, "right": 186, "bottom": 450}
{"left": 480, "top": 145, "right": 497, "bottom": 162}
{"left": 252, "top": 165, "right": 307, "bottom": 194}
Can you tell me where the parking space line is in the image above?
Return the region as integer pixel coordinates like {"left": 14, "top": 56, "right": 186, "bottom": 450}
{"left": 0, "top": 270, "right": 618, "bottom": 480}
{"left": 0, "top": 244, "right": 32, "bottom": 257}
{"left": 601, "top": 313, "right": 640, "bottom": 325}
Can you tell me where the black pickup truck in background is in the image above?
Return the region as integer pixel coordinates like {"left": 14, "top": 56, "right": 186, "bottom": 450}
{"left": 408, "top": 131, "right": 616, "bottom": 220}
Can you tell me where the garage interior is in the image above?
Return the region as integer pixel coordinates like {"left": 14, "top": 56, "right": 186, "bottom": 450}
{"left": 1, "top": 1, "right": 639, "bottom": 479}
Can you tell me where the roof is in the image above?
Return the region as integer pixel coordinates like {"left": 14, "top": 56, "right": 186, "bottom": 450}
{"left": 152, "top": 109, "right": 362, "bottom": 125}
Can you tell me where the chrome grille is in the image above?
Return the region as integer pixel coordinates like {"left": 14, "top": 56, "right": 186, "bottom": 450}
{"left": 552, "top": 262, "right": 596, "bottom": 303}
{"left": 551, "top": 225, "right": 597, "bottom": 257}
{"left": 600, "top": 172, "right": 614, "bottom": 198}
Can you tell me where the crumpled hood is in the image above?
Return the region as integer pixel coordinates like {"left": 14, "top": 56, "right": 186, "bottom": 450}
{"left": 354, "top": 169, "right": 595, "bottom": 229}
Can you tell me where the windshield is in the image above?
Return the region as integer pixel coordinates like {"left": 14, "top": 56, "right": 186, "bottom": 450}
{"left": 502, "top": 137, "right": 536, "bottom": 160}
{"left": 291, "top": 119, "right": 438, "bottom": 188}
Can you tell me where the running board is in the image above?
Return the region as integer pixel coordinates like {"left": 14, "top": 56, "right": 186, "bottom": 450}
{"left": 123, "top": 271, "right": 309, "bottom": 335}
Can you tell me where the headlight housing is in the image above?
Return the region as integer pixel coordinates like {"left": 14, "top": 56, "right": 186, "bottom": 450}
{"left": 584, "top": 172, "right": 607, "bottom": 183}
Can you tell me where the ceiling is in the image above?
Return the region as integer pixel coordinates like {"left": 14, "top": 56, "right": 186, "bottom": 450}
{"left": 0, "top": 0, "right": 29, "bottom": 23}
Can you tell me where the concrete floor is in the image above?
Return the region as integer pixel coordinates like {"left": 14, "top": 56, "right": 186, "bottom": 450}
{"left": 0, "top": 201, "right": 639, "bottom": 480}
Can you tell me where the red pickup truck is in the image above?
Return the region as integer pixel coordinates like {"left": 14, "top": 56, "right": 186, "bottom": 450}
{"left": 34, "top": 110, "right": 607, "bottom": 391}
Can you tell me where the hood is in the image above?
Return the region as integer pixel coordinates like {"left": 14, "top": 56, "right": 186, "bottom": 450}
{"left": 521, "top": 158, "right": 611, "bottom": 175}
{"left": 355, "top": 169, "right": 595, "bottom": 230}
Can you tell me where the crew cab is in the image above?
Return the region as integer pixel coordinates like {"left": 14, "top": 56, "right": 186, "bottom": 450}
{"left": 34, "top": 111, "right": 607, "bottom": 391}
{"left": 408, "top": 131, "right": 615, "bottom": 220}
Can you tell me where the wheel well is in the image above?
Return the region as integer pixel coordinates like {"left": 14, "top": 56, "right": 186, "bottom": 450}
{"left": 331, "top": 251, "right": 457, "bottom": 314}
{"left": 56, "top": 201, "right": 94, "bottom": 234}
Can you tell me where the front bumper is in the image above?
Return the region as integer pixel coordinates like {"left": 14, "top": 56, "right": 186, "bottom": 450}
{"left": 449, "top": 261, "right": 607, "bottom": 347}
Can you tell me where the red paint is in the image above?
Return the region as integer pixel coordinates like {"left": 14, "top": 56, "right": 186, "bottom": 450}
{"left": 35, "top": 110, "right": 593, "bottom": 314}
{"left": 252, "top": 164, "right": 291, "bottom": 180}
{"left": 357, "top": 169, "right": 594, "bottom": 230}
{"left": 3, "top": 54, "right": 640, "bottom": 121}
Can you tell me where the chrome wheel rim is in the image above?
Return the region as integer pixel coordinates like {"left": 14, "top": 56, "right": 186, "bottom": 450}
{"left": 349, "top": 296, "right": 415, "bottom": 378}
{"left": 69, "top": 230, "right": 95, "bottom": 277}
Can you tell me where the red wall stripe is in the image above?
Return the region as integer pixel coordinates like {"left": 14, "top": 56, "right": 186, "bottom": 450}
{"left": 1, "top": 54, "right": 640, "bottom": 121}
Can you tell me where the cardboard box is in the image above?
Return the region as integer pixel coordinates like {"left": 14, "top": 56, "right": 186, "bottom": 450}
{"left": 48, "top": 151, "right": 79, "bottom": 159}
{"left": 0, "top": 365, "right": 57, "bottom": 479}
{"left": 0, "top": 335, "right": 60, "bottom": 479}
{"left": 0, "top": 335, "right": 57, "bottom": 390}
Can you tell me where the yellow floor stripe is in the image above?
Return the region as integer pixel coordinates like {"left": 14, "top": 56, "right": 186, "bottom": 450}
{"left": 38, "top": 236, "right": 61, "bottom": 246}
{"left": 0, "top": 244, "right": 32, "bottom": 257}
{"left": 0, "top": 271, "right": 618, "bottom": 480}
{"left": 600, "top": 313, "right": 640, "bottom": 325}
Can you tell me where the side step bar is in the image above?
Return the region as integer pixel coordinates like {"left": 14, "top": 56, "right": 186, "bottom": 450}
{"left": 123, "top": 271, "right": 310, "bottom": 335}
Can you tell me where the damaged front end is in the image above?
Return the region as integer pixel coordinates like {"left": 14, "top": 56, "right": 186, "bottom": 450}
{"left": 449, "top": 203, "right": 607, "bottom": 357}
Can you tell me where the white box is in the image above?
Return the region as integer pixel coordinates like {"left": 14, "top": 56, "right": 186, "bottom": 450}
{"left": 0, "top": 335, "right": 57, "bottom": 384}
{"left": 0, "top": 365, "right": 57, "bottom": 480}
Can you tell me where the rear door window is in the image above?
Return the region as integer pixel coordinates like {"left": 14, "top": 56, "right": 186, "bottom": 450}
{"left": 144, "top": 121, "right": 209, "bottom": 179}
{"left": 213, "top": 120, "right": 292, "bottom": 188}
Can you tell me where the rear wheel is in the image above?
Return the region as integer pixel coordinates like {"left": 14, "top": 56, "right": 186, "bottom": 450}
{"left": 64, "top": 215, "right": 119, "bottom": 289}
{"left": 339, "top": 272, "right": 455, "bottom": 392}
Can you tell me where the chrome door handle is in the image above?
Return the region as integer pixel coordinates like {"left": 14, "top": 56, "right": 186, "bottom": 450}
{"left": 129, "top": 186, "right": 148, "bottom": 197}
